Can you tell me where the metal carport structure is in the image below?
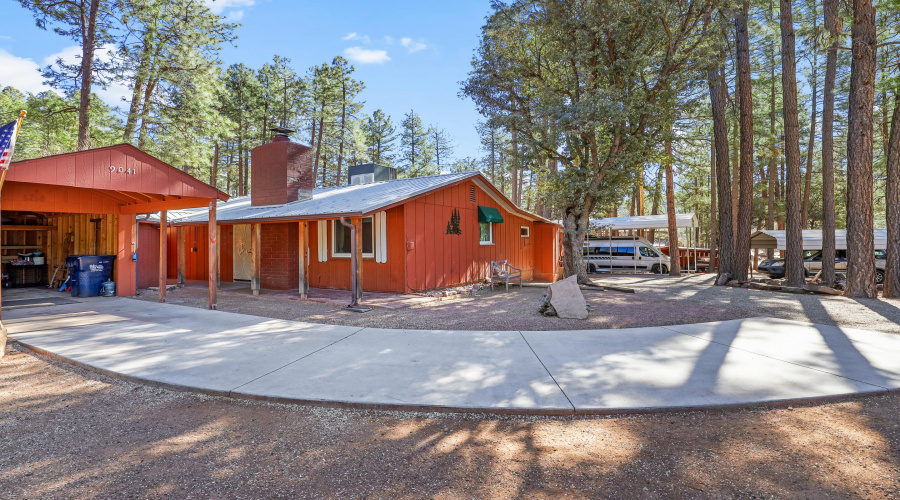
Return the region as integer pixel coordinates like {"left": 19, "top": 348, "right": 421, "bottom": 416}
{"left": 585, "top": 213, "right": 701, "bottom": 274}
{"left": 749, "top": 229, "right": 888, "bottom": 250}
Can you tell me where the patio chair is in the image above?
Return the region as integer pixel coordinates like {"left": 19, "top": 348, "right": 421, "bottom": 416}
{"left": 489, "top": 260, "right": 522, "bottom": 291}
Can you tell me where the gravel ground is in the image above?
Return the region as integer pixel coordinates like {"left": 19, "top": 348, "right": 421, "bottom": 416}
{"left": 131, "top": 274, "right": 900, "bottom": 334}
{"left": 2, "top": 346, "right": 899, "bottom": 498}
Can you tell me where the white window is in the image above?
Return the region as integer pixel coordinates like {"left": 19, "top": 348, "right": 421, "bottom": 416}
{"left": 333, "top": 217, "right": 374, "bottom": 257}
{"left": 520, "top": 226, "right": 530, "bottom": 237}
{"left": 479, "top": 222, "right": 493, "bottom": 245}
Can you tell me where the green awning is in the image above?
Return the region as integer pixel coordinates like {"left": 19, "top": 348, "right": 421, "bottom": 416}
{"left": 477, "top": 206, "right": 504, "bottom": 223}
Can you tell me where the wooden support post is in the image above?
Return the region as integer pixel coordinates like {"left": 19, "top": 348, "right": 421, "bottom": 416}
{"left": 176, "top": 226, "right": 186, "bottom": 284}
{"left": 298, "top": 220, "right": 309, "bottom": 299}
{"left": 208, "top": 202, "right": 217, "bottom": 310}
{"left": 353, "top": 217, "right": 363, "bottom": 301}
{"left": 251, "top": 223, "right": 261, "bottom": 296}
{"left": 216, "top": 225, "right": 221, "bottom": 287}
{"left": 159, "top": 210, "right": 167, "bottom": 303}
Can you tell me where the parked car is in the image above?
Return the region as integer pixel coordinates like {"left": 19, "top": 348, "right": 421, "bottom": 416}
{"left": 757, "top": 249, "right": 887, "bottom": 283}
{"left": 583, "top": 236, "right": 671, "bottom": 274}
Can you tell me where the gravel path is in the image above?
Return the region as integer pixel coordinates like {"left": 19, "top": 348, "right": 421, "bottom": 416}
{"left": 132, "top": 274, "right": 900, "bottom": 334}
{"left": 2, "top": 346, "right": 899, "bottom": 498}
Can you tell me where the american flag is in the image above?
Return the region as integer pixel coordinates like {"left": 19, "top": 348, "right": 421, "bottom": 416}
{"left": 0, "top": 120, "right": 20, "bottom": 170}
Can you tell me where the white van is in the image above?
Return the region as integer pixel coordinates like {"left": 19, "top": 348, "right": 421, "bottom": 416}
{"left": 583, "top": 236, "right": 671, "bottom": 274}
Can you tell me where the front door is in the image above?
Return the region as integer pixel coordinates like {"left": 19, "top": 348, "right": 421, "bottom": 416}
{"left": 233, "top": 224, "right": 252, "bottom": 281}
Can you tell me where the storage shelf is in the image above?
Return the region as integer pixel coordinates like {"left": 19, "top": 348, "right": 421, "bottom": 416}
{"left": 1, "top": 226, "right": 54, "bottom": 231}
{"left": 1, "top": 245, "right": 45, "bottom": 250}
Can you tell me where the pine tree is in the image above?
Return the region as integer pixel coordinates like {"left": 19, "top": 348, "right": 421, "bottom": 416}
{"left": 19, "top": 0, "right": 118, "bottom": 150}
{"left": 399, "top": 110, "right": 435, "bottom": 177}
{"left": 363, "top": 109, "right": 397, "bottom": 165}
{"left": 429, "top": 126, "right": 455, "bottom": 172}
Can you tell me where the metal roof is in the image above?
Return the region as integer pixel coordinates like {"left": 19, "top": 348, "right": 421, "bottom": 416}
{"left": 587, "top": 213, "right": 699, "bottom": 231}
{"left": 168, "top": 171, "right": 552, "bottom": 225}
{"left": 749, "top": 229, "right": 888, "bottom": 250}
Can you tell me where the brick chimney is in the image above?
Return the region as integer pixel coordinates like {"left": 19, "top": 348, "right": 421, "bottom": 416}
{"left": 250, "top": 127, "right": 314, "bottom": 206}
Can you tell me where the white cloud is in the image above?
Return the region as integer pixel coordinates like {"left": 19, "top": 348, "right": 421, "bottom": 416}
{"left": 343, "top": 46, "right": 390, "bottom": 64}
{"left": 343, "top": 32, "right": 371, "bottom": 44}
{"left": 225, "top": 9, "right": 245, "bottom": 21}
{"left": 400, "top": 37, "right": 427, "bottom": 53}
{"left": 43, "top": 44, "right": 131, "bottom": 107}
{"left": 0, "top": 48, "right": 51, "bottom": 94}
{"left": 203, "top": 0, "right": 254, "bottom": 15}
{"left": 384, "top": 36, "right": 394, "bottom": 44}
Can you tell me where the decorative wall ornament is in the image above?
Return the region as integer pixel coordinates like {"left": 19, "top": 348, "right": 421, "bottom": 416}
{"left": 446, "top": 208, "right": 462, "bottom": 235}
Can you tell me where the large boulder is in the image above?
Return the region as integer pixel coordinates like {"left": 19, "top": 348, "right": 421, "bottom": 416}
{"left": 548, "top": 275, "right": 589, "bottom": 320}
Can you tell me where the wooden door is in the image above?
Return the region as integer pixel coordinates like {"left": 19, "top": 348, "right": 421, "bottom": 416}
{"left": 233, "top": 224, "right": 252, "bottom": 280}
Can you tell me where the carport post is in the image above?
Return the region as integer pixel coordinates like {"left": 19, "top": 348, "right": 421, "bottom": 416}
{"left": 251, "top": 223, "right": 261, "bottom": 296}
{"left": 215, "top": 226, "right": 221, "bottom": 286}
{"left": 159, "top": 210, "right": 167, "bottom": 303}
{"left": 298, "top": 220, "right": 309, "bottom": 299}
{"left": 208, "top": 202, "right": 217, "bottom": 310}
{"left": 632, "top": 228, "right": 637, "bottom": 274}
{"left": 353, "top": 217, "right": 364, "bottom": 301}
{"left": 176, "top": 226, "right": 186, "bottom": 284}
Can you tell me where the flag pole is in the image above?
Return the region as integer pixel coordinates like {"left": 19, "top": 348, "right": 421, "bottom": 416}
{"left": 0, "top": 109, "right": 26, "bottom": 358}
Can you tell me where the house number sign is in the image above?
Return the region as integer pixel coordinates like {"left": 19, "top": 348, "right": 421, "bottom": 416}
{"left": 108, "top": 166, "right": 138, "bottom": 175}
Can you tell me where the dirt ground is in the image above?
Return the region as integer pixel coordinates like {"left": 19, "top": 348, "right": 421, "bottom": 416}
{"left": 1, "top": 346, "right": 899, "bottom": 499}
{"left": 132, "top": 274, "right": 900, "bottom": 334}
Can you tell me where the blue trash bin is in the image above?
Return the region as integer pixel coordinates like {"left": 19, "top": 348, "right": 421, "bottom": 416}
{"left": 65, "top": 255, "right": 116, "bottom": 297}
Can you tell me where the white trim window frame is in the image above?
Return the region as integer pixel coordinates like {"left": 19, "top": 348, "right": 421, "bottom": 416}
{"left": 332, "top": 217, "right": 375, "bottom": 258}
{"left": 520, "top": 225, "right": 530, "bottom": 238}
{"left": 479, "top": 221, "right": 493, "bottom": 245}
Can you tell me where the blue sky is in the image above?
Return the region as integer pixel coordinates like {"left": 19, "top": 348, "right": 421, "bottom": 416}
{"left": 0, "top": 0, "right": 491, "bottom": 160}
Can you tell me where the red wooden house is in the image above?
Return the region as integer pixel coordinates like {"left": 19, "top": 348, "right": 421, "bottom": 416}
{"left": 163, "top": 131, "right": 561, "bottom": 296}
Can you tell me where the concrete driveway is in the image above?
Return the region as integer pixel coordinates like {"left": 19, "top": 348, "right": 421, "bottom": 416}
{"left": 4, "top": 297, "right": 900, "bottom": 413}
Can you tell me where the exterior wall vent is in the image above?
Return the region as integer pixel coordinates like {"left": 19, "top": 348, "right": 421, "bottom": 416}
{"left": 470, "top": 186, "right": 477, "bottom": 203}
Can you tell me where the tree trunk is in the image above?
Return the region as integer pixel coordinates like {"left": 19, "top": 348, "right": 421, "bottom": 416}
{"left": 884, "top": 92, "right": 900, "bottom": 297}
{"left": 77, "top": 0, "right": 101, "bottom": 151}
{"left": 665, "top": 139, "right": 681, "bottom": 276}
{"left": 490, "top": 126, "right": 497, "bottom": 185}
{"left": 313, "top": 104, "right": 325, "bottom": 186}
{"left": 649, "top": 164, "right": 663, "bottom": 243}
{"left": 731, "top": 118, "right": 740, "bottom": 235}
{"left": 821, "top": 0, "right": 838, "bottom": 286}
{"left": 136, "top": 77, "right": 157, "bottom": 150}
{"left": 780, "top": 0, "right": 806, "bottom": 287}
{"left": 844, "top": 0, "right": 877, "bottom": 297}
{"left": 561, "top": 211, "right": 587, "bottom": 281}
{"left": 710, "top": 138, "right": 718, "bottom": 271}
{"left": 768, "top": 51, "right": 778, "bottom": 260}
{"left": 123, "top": 30, "right": 155, "bottom": 143}
{"left": 733, "top": 1, "right": 754, "bottom": 281}
{"left": 802, "top": 34, "right": 818, "bottom": 230}
{"left": 210, "top": 140, "right": 219, "bottom": 188}
{"left": 238, "top": 133, "right": 244, "bottom": 197}
{"left": 511, "top": 128, "right": 519, "bottom": 207}
{"left": 709, "top": 61, "right": 734, "bottom": 282}
{"left": 244, "top": 151, "right": 250, "bottom": 196}
{"left": 337, "top": 84, "right": 346, "bottom": 186}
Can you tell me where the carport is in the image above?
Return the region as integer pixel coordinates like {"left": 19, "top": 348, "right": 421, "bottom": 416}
{"left": 750, "top": 229, "right": 888, "bottom": 250}
{"left": 0, "top": 144, "right": 228, "bottom": 317}
{"left": 586, "top": 213, "right": 701, "bottom": 273}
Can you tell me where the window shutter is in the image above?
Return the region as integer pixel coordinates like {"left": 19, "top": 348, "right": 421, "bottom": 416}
{"left": 374, "top": 211, "right": 388, "bottom": 263}
{"left": 317, "top": 220, "right": 328, "bottom": 262}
